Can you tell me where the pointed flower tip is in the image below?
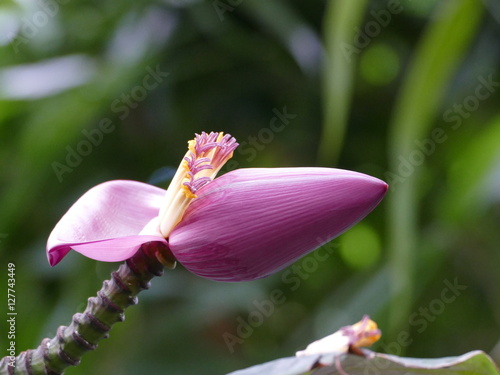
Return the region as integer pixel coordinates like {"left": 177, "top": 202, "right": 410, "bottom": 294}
{"left": 47, "top": 248, "right": 64, "bottom": 267}
{"left": 168, "top": 167, "right": 388, "bottom": 282}
{"left": 367, "top": 175, "right": 389, "bottom": 205}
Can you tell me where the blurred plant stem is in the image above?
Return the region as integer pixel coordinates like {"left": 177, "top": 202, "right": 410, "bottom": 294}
{"left": 387, "top": 0, "right": 482, "bottom": 340}
{"left": 0, "top": 242, "right": 176, "bottom": 375}
{"left": 318, "top": 0, "right": 369, "bottom": 165}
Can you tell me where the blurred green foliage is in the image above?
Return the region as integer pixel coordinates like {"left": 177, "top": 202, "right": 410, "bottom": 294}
{"left": 0, "top": 0, "right": 500, "bottom": 374}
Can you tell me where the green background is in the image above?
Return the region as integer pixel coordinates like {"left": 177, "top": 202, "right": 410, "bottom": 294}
{"left": 1, "top": 0, "right": 500, "bottom": 373}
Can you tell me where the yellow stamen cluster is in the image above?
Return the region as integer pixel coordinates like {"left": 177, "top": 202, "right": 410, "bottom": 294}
{"left": 158, "top": 132, "right": 238, "bottom": 238}
{"left": 296, "top": 315, "right": 381, "bottom": 357}
{"left": 349, "top": 316, "right": 381, "bottom": 348}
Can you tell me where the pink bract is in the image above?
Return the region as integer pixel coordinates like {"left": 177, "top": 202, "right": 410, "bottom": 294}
{"left": 168, "top": 168, "right": 387, "bottom": 281}
{"left": 47, "top": 168, "right": 387, "bottom": 282}
{"left": 47, "top": 180, "right": 167, "bottom": 266}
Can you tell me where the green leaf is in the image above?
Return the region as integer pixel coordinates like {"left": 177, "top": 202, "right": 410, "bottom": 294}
{"left": 386, "top": 0, "right": 483, "bottom": 338}
{"left": 226, "top": 355, "right": 320, "bottom": 375}
{"left": 227, "top": 350, "right": 500, "bottom": 375}
{"left": 441, "top": 114, "right": 500, "bottom": 223}
{"left": 318, "top": 0, "right": 370, "bottom": 165}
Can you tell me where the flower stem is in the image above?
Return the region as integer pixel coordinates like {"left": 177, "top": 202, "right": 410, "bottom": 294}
{"left": 0, "top": 242, "right": 176, "bottom": 375}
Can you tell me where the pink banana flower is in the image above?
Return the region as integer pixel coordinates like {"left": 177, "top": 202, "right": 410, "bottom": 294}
{"left": 47, "top": 132, "right": 387, "bottom": 281}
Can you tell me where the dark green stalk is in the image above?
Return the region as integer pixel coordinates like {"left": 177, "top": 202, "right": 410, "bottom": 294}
{"left": 0, "top": 242, "right": 176, "bottom": 375}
